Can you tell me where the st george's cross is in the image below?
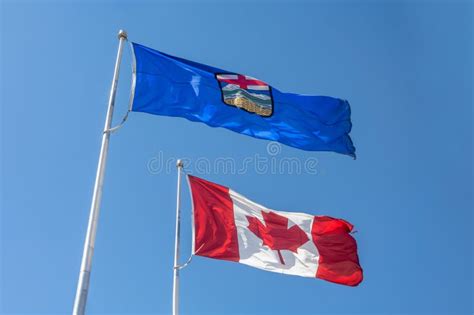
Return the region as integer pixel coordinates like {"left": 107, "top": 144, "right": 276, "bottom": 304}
{"left": 216, "top": 73, "right": 274, "bottom": 117}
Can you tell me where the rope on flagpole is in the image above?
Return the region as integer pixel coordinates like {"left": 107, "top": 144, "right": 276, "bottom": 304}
{"left": 172, "top": 167, "right": 199, "bottom": 272}
{"left": 174, "top": 243, "right": 203, "bottom": 270}
{"left": 174, "top": 256, "right": 192, "bottom": 270}
{"left": 104, "top": 110, "right": 130, "bottom": 134}
{"left": 104, "top": 36, "right": 136, "bottom": 135}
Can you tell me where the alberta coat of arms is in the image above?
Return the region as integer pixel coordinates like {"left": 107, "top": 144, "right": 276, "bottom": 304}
{"left": 216, "top": 73, "right": 273, "bottom": 117}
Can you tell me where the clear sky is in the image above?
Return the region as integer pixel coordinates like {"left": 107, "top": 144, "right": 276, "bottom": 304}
{"left": 1, "top": 1, "right": 472, "bottom": 314}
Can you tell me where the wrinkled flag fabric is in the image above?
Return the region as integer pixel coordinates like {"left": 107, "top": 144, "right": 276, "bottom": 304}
{"left": 188, "top": 175, "right": 363, "bottom": 286}
{"left": 130, "top": 43, "right": 356, "bottom": 157}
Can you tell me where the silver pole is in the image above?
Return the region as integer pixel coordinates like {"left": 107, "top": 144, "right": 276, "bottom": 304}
{"left": 172, "top": 159, "right": 184, "bottom": 315}
{"left": 72, "top": 29, "right": 128, "bottom": 315}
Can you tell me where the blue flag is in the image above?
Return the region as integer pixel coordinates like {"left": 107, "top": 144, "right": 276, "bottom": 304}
{"left": 130, "top": 43, "right": 355, "bottom": 157}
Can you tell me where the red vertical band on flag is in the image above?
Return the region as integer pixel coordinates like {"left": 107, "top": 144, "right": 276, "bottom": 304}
{"left": 312, "top": 216, "right": 363, "bottom": 286}
{"left": 188, "top": 175, "right": 240, "bottom": 262}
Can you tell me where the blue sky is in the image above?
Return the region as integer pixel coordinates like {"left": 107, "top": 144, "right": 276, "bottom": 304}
{"left": 1, "top": 1, "right": 472, "bottom": 314}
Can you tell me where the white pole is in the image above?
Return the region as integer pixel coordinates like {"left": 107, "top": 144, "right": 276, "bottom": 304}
{"left": 72, "top": 29, "right": 128, "bottom": 315}
{"left": 172, "top": 159, "right": 184, "bottom": 315}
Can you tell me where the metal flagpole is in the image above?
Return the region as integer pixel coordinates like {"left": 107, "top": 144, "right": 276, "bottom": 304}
{"left": 172, "top": 159, "right": 184, "bottom": 315}
{"left": 72, "top": 29, "right": 128, "bottom": 315}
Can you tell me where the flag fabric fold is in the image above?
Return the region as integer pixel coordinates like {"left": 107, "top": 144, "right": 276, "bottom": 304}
{"left": 130, "top": 43, "right": 356, "bottom": 157}
{"left": 187, "top": 175, "right": 363, "bottom": 286}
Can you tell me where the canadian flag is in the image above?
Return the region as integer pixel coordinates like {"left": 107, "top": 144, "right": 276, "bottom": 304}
{"left": 188, "top": 175, "right": 363, "bottom": 286}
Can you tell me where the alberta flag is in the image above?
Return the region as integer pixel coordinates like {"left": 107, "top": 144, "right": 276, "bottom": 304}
{"left": 130, "top": 43, "right": 356, "bottom": 157}
{"left": 188, "top": 175, "right": 363, "bottom": 286}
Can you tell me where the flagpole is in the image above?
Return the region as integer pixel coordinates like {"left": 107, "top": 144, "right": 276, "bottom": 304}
{"left": 72, "top": 29, "right": 128, "bottom": 315}
{"left": 173, "top": 159, "right": 184, "bottom": 315}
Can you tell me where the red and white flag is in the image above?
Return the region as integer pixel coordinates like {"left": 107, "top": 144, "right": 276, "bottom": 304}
{"left": 188, "top": 175, "right": 363, "bottom": 286}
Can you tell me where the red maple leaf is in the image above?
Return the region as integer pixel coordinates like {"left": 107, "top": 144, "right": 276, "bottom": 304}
{"left": 246, "top": 211, "right": 309, "bottom": 265}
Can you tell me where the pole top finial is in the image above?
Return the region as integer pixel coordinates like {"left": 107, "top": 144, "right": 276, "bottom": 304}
{"left": 118, "top": 29, "right": 128, "bottom": 40}
{"left": 177, "top": 159, "right": 184, "bottom": 168}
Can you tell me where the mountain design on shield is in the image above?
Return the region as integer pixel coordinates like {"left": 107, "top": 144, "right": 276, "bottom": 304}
{"left": 216, "top": 73, "right": 273, "bottom": 117}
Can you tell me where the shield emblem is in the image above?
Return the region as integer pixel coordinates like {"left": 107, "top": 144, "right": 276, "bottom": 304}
{"left": 216, "top": 73, "right": 273, "bottom": 117}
